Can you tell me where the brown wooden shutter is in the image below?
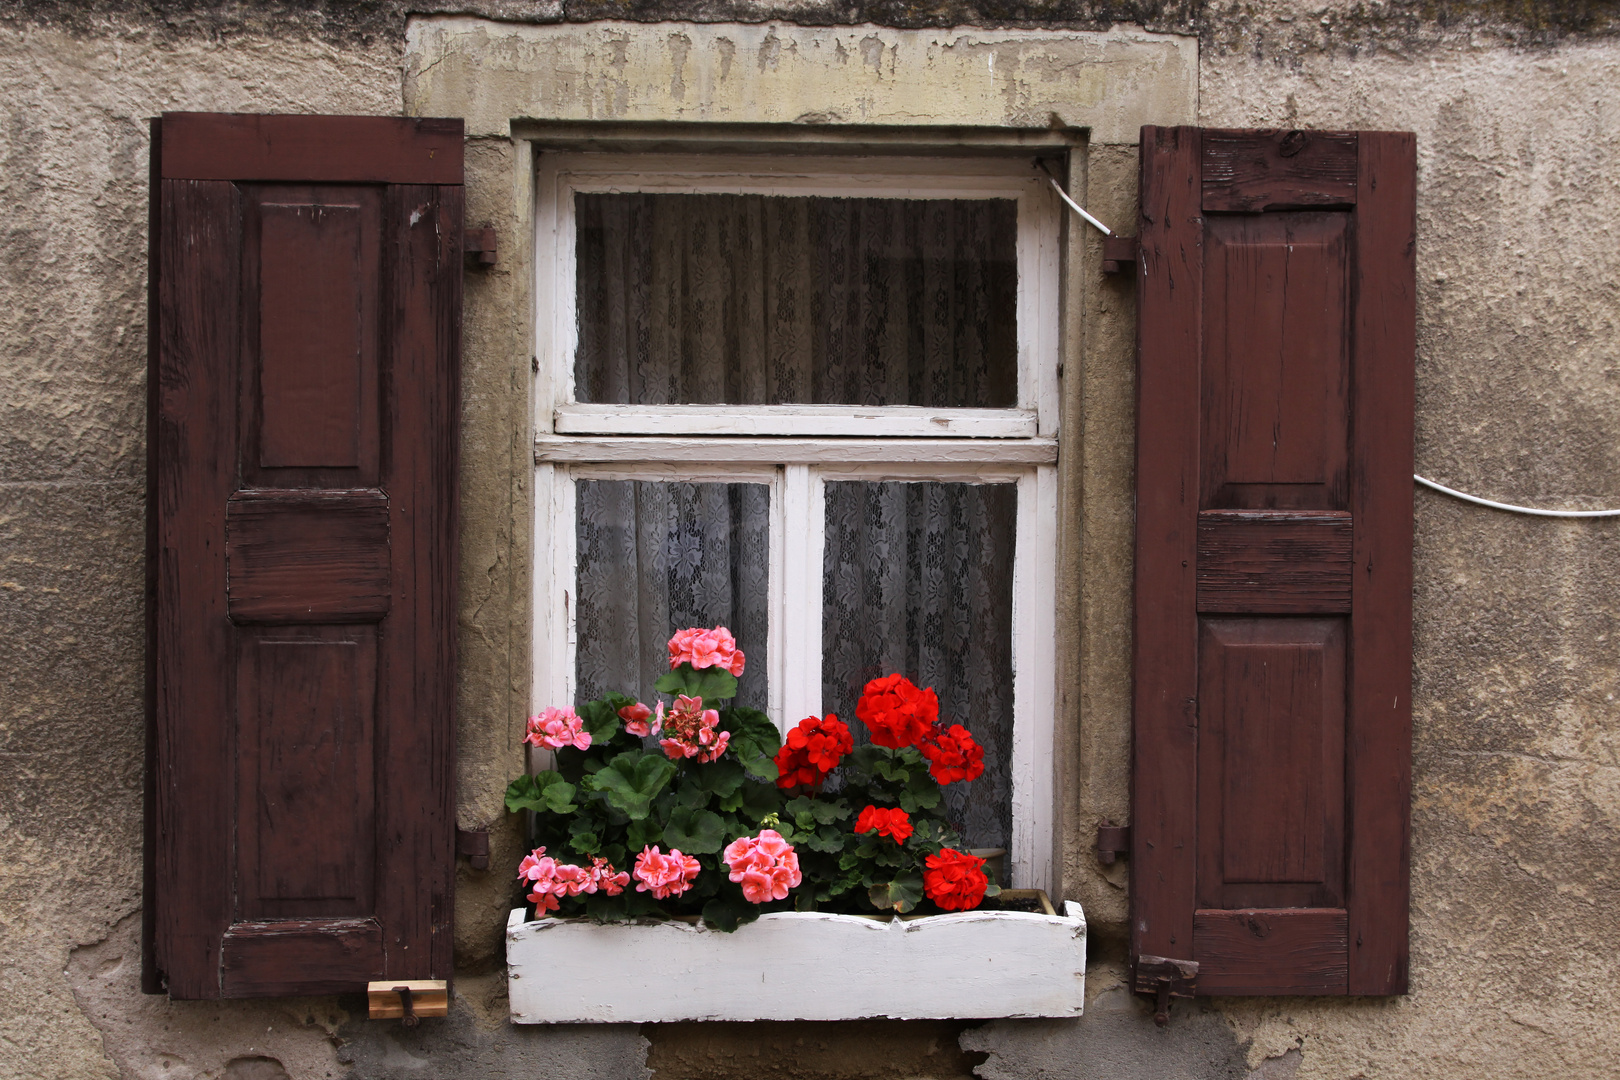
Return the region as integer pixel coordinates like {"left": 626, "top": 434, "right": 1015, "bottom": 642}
{"left": 1132, "top": 127, "right": 1414, "bottom": 998}
{"left": 146, "top": 114, "right": 461, "bottom": 998}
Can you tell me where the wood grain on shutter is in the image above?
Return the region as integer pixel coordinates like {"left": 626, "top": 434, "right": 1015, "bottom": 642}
{"left": 147, "top": 114, "right": 461, "bottom": 998}
{"left": 1133, "top": 126, "right": 1413, "bottom": 998}
{"left": 1202, "top": 130, "right": 1358, "bottom": 212}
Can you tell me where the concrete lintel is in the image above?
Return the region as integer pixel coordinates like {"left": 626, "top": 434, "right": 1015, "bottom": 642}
{"left": 405, "top": 17, "right": 1197, "bottom": 144}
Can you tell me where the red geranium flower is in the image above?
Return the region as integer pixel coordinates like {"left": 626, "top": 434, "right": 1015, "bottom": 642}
{"left": 919, "top": 723, "right": 985, "bottom": 785}
{"left": 854, "top": 674, "right": 939, "bottom": 750}
{"left": 923, "top": 849, "right": 989, "bottom": 911}
{"left": 774, "top": 714, "right": 854, "bottom": 790}
{"left": 854, "top": 805, "right": 914, "bottom": 843}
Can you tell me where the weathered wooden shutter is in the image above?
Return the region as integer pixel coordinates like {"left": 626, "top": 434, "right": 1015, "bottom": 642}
{"left": 1132, "top": 127, "right": 1414, "bottom": 999}
{"left": 146, "top": 114, "right": 461, "bottom": 998}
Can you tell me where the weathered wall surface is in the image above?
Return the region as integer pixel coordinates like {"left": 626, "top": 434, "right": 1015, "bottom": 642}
{"left": 2, "top": 3, "right": 1618, "bottom": 1080}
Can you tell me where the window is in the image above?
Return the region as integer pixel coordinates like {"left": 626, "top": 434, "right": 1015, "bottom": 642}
{"left": 532, "top": 153, "right": 1060, "bottom": 890}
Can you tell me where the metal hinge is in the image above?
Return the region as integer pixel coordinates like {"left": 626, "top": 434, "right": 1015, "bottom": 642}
{"left": 1135, "top": 954, "right": 1199, "bottom": 1026}
{"left": 464, "top": 226, "right": 497, "bottom": 267}
{"left": 1095, "top": 821, "right": 1131, "bottom": 865}
{"left": 1102, "top": 235, "right": 1138, "bottom": 275}
{"left": 455, "top": 827, "right": 490, "bottom": 870}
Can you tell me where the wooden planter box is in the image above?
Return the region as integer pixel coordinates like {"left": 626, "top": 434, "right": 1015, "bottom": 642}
{"left": 506, "top": 892, "right": 1086, "bottom": 1023}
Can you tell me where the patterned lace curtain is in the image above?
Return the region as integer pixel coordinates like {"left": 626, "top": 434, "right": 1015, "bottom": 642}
{"left": 574, "top": 193, "right": 1018, "bottom": 407}
{"left": 821, "top": 481, "right": 1017, "bottom": 853}
{"left": 574, "top": 480, "right": 771, "bottom": 712}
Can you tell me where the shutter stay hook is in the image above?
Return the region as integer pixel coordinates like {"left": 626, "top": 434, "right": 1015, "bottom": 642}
{"left": 1034, "top": 159, "right": 1113, "bottom": 236}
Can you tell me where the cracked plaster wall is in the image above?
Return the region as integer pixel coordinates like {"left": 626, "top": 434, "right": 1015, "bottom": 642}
{"left": 2, "top": 3, "right": 1617, "bottom": 1079}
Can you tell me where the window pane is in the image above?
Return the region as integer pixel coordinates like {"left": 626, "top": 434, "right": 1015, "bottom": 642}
{"left": 575, "top": 480, "right": 770, "bottom": 712}
{"left": 821, "top": 481, "right": 1016, "bottom": 852}
{"left": 575, "top": 193, "right": 1017, "bottom": 407}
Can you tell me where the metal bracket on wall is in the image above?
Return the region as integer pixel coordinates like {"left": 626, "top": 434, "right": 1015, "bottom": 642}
{"left": 1135, "top": 955, "right": 1199, "bottom": 1026}
{"left": 464, "top": 226, "right": 497, "bottom": 266}
{"left": 1101, "top": 235, "right": 1138, "bottom": 275}
{"left": 455, "top": 827, "right": 490, "bottom": 870}
{"left": 1095, "top": 821, "right": 1131, "bottom": 865}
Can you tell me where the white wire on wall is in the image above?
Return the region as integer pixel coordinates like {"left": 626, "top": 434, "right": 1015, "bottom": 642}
{"left": 1415, "top": 474, "right": 1620, "bottom": 518}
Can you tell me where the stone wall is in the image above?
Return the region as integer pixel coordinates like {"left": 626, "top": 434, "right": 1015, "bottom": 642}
{"left": 1, "top": 3, "right": 1615, "bottom": 1079}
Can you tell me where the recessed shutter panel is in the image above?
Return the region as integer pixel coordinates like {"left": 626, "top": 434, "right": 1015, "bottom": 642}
{"left": 1132, "top": 127, "right": 1414, "bottom": 998}
{"left": 147, "top": 114, "right": 461, "bottom": 998}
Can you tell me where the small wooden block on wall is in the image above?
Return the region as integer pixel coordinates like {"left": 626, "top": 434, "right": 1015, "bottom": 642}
{"left": 367, "top": 980, "right": 449, "bottom": 1020}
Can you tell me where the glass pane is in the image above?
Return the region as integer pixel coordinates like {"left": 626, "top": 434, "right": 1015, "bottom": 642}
{"left": 575, "top": 480, "right": 770, "bottom": 712}
{"left": 575, "top": 193, "right": 1018, "bottom": 408}
{"left": 821, "top": 481, "right": 1016, "bottom": 852}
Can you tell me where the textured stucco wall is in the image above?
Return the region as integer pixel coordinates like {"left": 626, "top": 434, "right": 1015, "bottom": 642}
{"left": 2, "top": 3, "right": 1618, "bottom": 1079}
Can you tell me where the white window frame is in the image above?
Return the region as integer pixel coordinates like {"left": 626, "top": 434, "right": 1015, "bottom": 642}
{"left": 531, "top": 151, "right": 1061, "bottom": 892}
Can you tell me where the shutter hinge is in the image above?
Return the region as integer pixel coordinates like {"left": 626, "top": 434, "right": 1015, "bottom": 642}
{"left": 1102, "top": 235, "right": 1138, "bottom": 275}
{"left": 464, "top": 226, "right": 497, "bottom": 267}
{"left": 1095, "top": 821, "right": 1131, "bottom": 865}
{"left": 1135, "top": 955, "right": 1199, "bottom": 1026}
{"left": 456, "top": 827, "right": 491, "bottom": 870}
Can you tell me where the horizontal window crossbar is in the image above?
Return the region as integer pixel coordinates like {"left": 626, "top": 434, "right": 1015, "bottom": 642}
{"left": 554, "top": 404, "right": 1038, "bottom": 439}
{"left": 535, "top": 435, "right": 1058, "bottom": 465}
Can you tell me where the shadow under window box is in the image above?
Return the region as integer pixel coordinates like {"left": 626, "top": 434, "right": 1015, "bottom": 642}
{"left": 505, "top": 892, "right": 1085, "bottom": 1023}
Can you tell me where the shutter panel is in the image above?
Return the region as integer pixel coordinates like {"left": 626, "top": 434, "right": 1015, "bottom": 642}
{"left": 146, "top": 114, "right": 461, "bottom": 998}
{"left": 1132, "top": 127, "right": 1414, "bottom": 998}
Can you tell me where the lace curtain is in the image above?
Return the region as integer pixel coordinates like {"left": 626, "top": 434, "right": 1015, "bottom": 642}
{"left": 574, "top": 480, "right": 771, "bottom": 712}
{"left": 574, "top": 193, "right": 1018, "bottom": 407}
{"left": 821, "top": 481, "right": 1017, "bottom": 853}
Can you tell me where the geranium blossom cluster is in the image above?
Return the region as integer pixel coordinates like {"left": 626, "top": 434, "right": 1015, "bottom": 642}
{"left": 722, "top": 829, "right": 802, "bottom": 904}
{"left": 633, "top": 845, "right": 702, "bottom": 899}
{"left": 922, "top": 848, "right": 990, "bottom": 911}
{"left": 668, "top": 626, "right": 746, "bottom": 676}
{"left": 657, "top": 694, "right": 730, "bottom": 762}
{"left": 855, "top": 674, "right": 939, "bottom": 749}
{"left": 854, "top": 805, "right": 913, "bottom": 843}
{"left": 854, "top": 674, "right": 986, "bottom": 786}
{"left": 518, "top": 847, "right": 629, "bottom": 913}
{"left": 524, "top": 707, "right": 591, "bottom": 751}
{"left": 774, "top": 714, "right": 853, "bottom": 790}
{"left": 918, "top": 723, "right": 985, "bottom": 784}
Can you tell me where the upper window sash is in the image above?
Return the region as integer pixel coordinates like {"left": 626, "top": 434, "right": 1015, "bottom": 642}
{"left": 534, "top": 153, "right": 1063, "bottom": 439}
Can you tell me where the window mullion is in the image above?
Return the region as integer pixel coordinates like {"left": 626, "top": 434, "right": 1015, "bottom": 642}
{"left": 778, "top": 463, "right": 821, "bottom": 733}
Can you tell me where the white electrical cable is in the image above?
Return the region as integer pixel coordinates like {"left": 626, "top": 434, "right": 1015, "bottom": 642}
{"left": 1044, "top": 176, "right": 1113, "bottom": 236}
{"left": 1414, "top": 474, "right": 1620, "bottom": 518}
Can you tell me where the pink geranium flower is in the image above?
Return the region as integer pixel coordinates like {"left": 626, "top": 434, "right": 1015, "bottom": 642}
{"left": 618, "top": 701, "right": 659, "bottom": 738}
{"left": 657, "top": 695, "right": 731, "bottom": 763}
{"left": 722, "top": 829, "right": 802, "bottom": 904}
{"left": 589, "top": 857, "right": 630, "bottom": 896}
{"left": 668, "top": 626, "right": 746, "bottom": 676}
{"left": 633, "top": 845, "right": 702, "bottom": 899}
{"left": 525, "top": 706, "right": 591, "bottom": 751}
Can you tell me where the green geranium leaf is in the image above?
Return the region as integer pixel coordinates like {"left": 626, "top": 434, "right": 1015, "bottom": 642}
{"left": 720, "top": 706, "right": 782, "bottom": 781}
{"left": 804, "top": 824, "right": 846, "bottom": 853}
{"left": 868, "top": 872, "right": 924, "bottom": 914}
{"left": 505, "top": 771, "right": 578, "bottom": 815}
{"left": 578, "top": 697, "right": 626, "bottom": 743}
{"left": 664, "top": 807, "right": 726, "bottom": 855}
{"left": 585, "top": 749, "right": 677, "bottom": 820}
{"left": 693, "top": 756, "right": 746, "bottom": 798}
{"left": 626, "top": 816, "right": 663, "bottom": 851}
{"left": 655, "top": 664, "right": 739, "bottom": 702}
{"left": 736, "top": 782, "right": 781, "bottom": 822}
{"left": 809, "top": 798, "right": 850, "bottom": 825}
{"left": 566, "top": 818, "right": 601, "bottom": 856}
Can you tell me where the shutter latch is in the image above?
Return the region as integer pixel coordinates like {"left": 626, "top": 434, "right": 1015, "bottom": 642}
{"left": 367, "top": 980, "right": 449, "bottom": 1024}
{"left": 464, "top": 226, "right": 497, "bottom": 267}
{"left": 456, "top": 827, "right": 491, "bottom": 870}
{"left": 1094, "top": 821, "right": 1131, "bottom": 865}
{"left": 1134, "top": 955, "right": 1199, "bottom": 1026}
{"left": 1101, "top": 235, "right": 1139, "bottom": 275}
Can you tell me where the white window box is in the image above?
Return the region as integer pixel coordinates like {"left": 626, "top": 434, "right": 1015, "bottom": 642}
{"left": 505, "top": 894, "right": 1086, "bottom": 1023}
